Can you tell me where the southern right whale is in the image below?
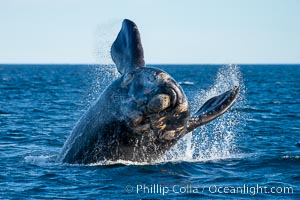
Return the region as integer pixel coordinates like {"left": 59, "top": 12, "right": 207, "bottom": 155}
{"left": 59, "top": 19, "right": 239, "bottom": 164}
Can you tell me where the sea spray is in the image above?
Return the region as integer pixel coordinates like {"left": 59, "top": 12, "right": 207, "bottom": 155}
{"left": 84, "top": 20, "right": 121, "bottom": 106}
{"left": 93, "top": 19, "right": 121, "bottom": 65}
{"left": 163, "top": 65, "right": 246, "bottom": 162}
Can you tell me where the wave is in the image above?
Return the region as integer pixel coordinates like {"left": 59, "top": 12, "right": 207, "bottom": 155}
{"left": 281, "top": 155, "right": 300, "bottom": 161}
{"left": 24, "top": 153, "right": 300, "bottom": 168}
{"left": 0, "top": 110, "right": 11, "bottom": 115}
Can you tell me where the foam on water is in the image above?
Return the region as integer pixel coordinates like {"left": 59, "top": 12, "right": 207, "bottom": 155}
{"left": 24, "top": 155, "right": 57, "bottom": 167}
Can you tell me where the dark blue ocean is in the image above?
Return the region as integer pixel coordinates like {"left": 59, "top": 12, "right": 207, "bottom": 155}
{"left": 0, "top": 64, "right": 299, "bottom": 199}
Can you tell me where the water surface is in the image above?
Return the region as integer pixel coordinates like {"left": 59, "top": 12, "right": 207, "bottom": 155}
{"left": 0, "top": 64, "right": 299, "bottom": 199}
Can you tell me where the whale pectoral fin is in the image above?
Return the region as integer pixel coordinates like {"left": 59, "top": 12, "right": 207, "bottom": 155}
{"left": 111, "top": 19, "right": 145, "bottom": 74}
{"left": 186, "top": 86, "right": 239, "bottom": 132}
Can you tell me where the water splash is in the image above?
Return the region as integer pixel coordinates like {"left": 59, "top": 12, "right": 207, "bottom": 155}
{"left": 163, "top": 65, "right": 246, "bottom": 162}
{"left": 84, "top": 20, "right": 122, "bottom": 104}
{"left": 24, "top": 155, "right": 57, "bottom": 167}
{"left": 88, "top": 64, "right": 119, "bottom": 102}
{"left": 93, "top": 19, "right": 121, "bottom": 65}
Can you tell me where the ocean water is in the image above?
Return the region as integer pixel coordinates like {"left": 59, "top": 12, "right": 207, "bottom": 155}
{"left": 0, "top": 64, "right": 299, "bottom": 199}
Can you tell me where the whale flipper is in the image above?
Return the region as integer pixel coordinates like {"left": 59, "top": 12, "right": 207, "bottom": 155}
{"left": 187, "top": 86, "right": 239, "bottom": 132}
{"left": 111, "top": 19, "right": 145, "bottom": 74}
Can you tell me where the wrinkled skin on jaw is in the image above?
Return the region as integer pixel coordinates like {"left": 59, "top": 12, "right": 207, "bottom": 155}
{"left": 60, "top": 67, "right": 190, "bottom": 164}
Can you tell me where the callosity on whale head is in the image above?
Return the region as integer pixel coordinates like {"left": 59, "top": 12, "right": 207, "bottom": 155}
{"left": 59, "top": 19, "right": 239, "bottom": 164}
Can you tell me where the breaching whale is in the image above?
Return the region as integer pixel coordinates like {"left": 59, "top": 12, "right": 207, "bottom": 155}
{"left": 59, "top": 19, "right": 239, "bottom": 164}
